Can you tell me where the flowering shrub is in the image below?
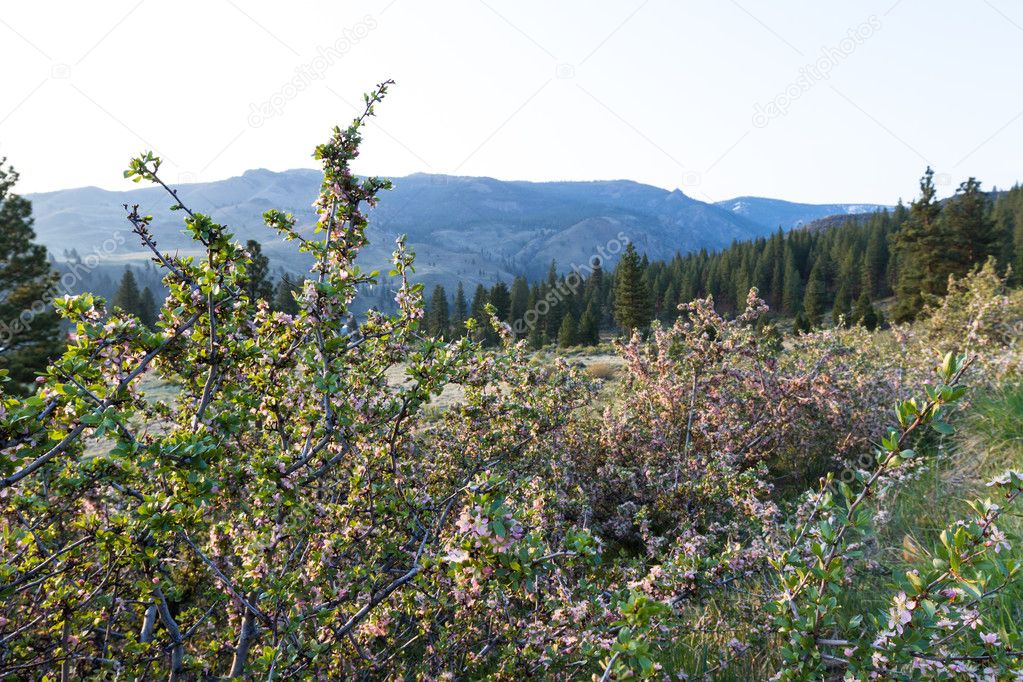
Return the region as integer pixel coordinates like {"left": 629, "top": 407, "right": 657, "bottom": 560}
{"left": 920, "top": 258, "right": 1023, "bottom": 375}
{"left": 771, "top": 353, "right": 1023, "bottom": 680}
{"left": 2, "top": 84, "right": 1023, "bottom": 680}
{"left": 559, "top": 289, "right": 896, "bottom": 561}
{"left": 0, "top": 84, "right": 589, "bottom": 680}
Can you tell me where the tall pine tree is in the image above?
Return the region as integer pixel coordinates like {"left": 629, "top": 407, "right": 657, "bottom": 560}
{"left": 113, "top": 269, "right": 143, "bottom": 318}
{"left": 941, "top": 177, "right": 999, "bottom": 275}
{"left": 577, "top": 302, "right": 600, "bottom": 346}
{"left": 613, "top": 243, "right": 653, "bottom": 332}
{"left": 892, "top": 168, "right": 943, "bottom": 321}
{"left": 450, "top": 282, "right": 468, "bottom": 338}
{"left": 272, "top": 276, "right": 300, "bottom": 315}
{"left": 802, "top": 263, "right": 827, "bottom": 329}
{"left": 425, "top": 285, "right": 449, "bottom": 338}
{"left": 243, "top": 239, "right": 274, "bottom": 302}
{"left": 557, "top": 313, "right": 577, "bottom": 348}
{"left": 853, "top": 291, "right": 880, "bottom": 331}
{"left": 139, "top": 286, "right": 158, "bottom": 328}
{"left": 831, "top": 284, "right": 851, "bottom": 328}
{"left": 509, "top": 276, "right": 530, "bottom": 337}
{"left": 0, "top": 161, "right": 60, "bottom": 392}
{"left": 469, "top": 284, "right": 490, "bottom": 344}
{"left": 781, "top": 248, "right": 803, "bottom": 316}
{"left": 489, "top": 282, "right": 511, "bottom": 322}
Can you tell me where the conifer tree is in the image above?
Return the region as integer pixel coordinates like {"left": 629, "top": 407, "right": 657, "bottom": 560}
{"left": 792, "top": 312, "right": 810, "bottom": 335}
{"left": 892, "top": 168, "right": 943, "bottom": 321}
{"left": 509, "top": 276, "right": 529, "bottom": 335}
{"left": 853, "top": 291, "right": 880, "bottom": 331}
{"left": 489, "top": 281, "right": 511, "bottom": 322}
{"left": 832, "top": 285, "right": 852, "bottom": 328}
{"left": 544, "top": 294, "right": 564, "bottom": 341}
{"left": 243, "top": 239, "right": 274, "bottom": 302}
{"left": 425, "top": 284, "right": 449, "bottom": 338}
{"left": 450, "top": 281, "right": 468, "bottom": 337}
{"left": 587, "top": 262, "right": 608, "bottom": 328}
{"left": 769, "top": 254, "right": 785, "bottom": 308}
{"left": 557, "top": 313, "right": 576, "bottom": 348}
{"left": 941, "top": 177, "right": 999, "bottom": 274}
{"left": 469, "top": 283, "right": 490, "bottom": 344}
{"left": 661, "top": 283, "right": 678, "bottom": 319}
{"left": 0, "top": 161, "right": 60, "bottom": 392}
{"left": 1003, "top": 186, "right": 1023, "bottom": 283}
{"left": 613, "top": 243, "right": 653, "bottom": 333}
{"left": 991, "top": 186, "right": 1023, "bottom": 284}
{"left": 113, "top": 269, "right": 143, "bottom": 317}
{"left": 533, "top": 276, "right": 564, "bottom": 341}
{"left": 862, "top": 225, "right": 888, "bottom": 297}
{"left": 272, "top": 276, "right": 300, "bottom": 315}
{"left": 586, "top": 259, "right": 604, "bottom": 300}
{"left": 577, "top": 303, "right": 599, "bottom": 346}
{"left": 781, "top": 249, "right": 803, "bottom": 316}
{"left": 893, "top": 173, "right": 999, "bottom": 321}
{"left": 527, "top": 316, "right": 544, "bottom": 350}
{"left": 802, "top": 264, "right": 826, "bottom": 328}
{"left": 139, "top": 286, "right": 158, "bottom": 328}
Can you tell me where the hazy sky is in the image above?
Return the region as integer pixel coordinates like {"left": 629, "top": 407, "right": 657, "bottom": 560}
{"left": 2, "top": 1, "right": 1021, "bottom": 204}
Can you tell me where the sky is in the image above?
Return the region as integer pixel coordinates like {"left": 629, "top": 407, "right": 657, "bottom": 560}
{"left": 1, "top": 0, "right": 1021, "bottom": 205}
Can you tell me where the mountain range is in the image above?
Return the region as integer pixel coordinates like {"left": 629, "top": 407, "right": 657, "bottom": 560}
{"left": 715, "top": 196, "right": 890, "bottom": 231}
{"left": 26, "top": 170, "right": 889, "bottom": 292}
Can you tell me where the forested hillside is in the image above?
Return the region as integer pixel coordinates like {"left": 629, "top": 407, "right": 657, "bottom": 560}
{"left": 28, "top": 168, "right": 893, "bottom": 301}
{"left": 426, "top": 177, "right": 1023, "bottom": 347}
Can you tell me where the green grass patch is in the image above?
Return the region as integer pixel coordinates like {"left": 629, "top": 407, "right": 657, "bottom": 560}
{"left": 841, "top": 381, "right": 1023, "bottom": 640}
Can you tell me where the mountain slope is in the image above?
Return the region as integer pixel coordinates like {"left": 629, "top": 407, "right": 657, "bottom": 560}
{"left": 27, "top": 171, "right": 883, "bottom": 293}
{"left": 716, "top": 196, "right": 890, "bottom": 231}
{"left": 28, "top": 171, "right": 770, "bottom": 291}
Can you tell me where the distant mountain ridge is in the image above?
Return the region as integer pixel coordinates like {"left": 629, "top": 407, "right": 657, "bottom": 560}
{"left": 716, "top": 196, "right": 890, "bottom": 231}
{"left": 26, "top": 170, "right": 891, "bottom": 292}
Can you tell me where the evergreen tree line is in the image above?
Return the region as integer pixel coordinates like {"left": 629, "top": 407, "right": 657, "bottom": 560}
{"left": 111, "top": 269, "right": 159, "bottom": 328}
{"left": 5, "top": 162, "right": 1023, "bottom": 396}
{"left": 242, "top": 240, "right": 398, "bottom": 317}
{"left": 423, "top": 172, "right": 1023, "bottom": 347}
{"left": 423, "top": 258, "right": 611, "bottom": 349}
{"left": 54, "top": 257, "right": 167, "bottom": 303}
{"left": 106, "top": 239, "right": 410, "bottom": 326}
{"left": 420, "top": 219, "right": 896, "bottom": 348}
{"left": 890, "top": 169, "right": 1023, "bottom": 321}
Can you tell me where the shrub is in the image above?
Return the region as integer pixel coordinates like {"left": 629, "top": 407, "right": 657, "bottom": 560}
{"left": 0, "top": 84, "right": 592, "bottom": 680}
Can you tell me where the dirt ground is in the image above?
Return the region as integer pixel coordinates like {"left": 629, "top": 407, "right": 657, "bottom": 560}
{"left": 384, "top": 351, "right": 626, "bottom": 410}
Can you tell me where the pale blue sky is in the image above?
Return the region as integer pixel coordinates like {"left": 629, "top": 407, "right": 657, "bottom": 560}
{"left": 1, "top": 0, "right": 1021, "bottom": 204}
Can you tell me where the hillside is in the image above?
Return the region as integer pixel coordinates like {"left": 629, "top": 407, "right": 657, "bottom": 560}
{"left": 715, "top": 196, "right": 889, "bottom": 230}
{"left": 27, "top": 171, "right": 886, "bottom": 292}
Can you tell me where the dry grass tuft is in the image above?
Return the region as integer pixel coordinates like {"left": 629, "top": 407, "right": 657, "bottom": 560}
{"left": 584, "top": 361, "right": 619, "bottom": 381}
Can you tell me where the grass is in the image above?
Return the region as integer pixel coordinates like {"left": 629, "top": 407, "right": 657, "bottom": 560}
{"left": 839, "top": 380, "right": 1023, "bottom": 643}
{"left": 583, "top": 360, "right": 619, "bottom": 381}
